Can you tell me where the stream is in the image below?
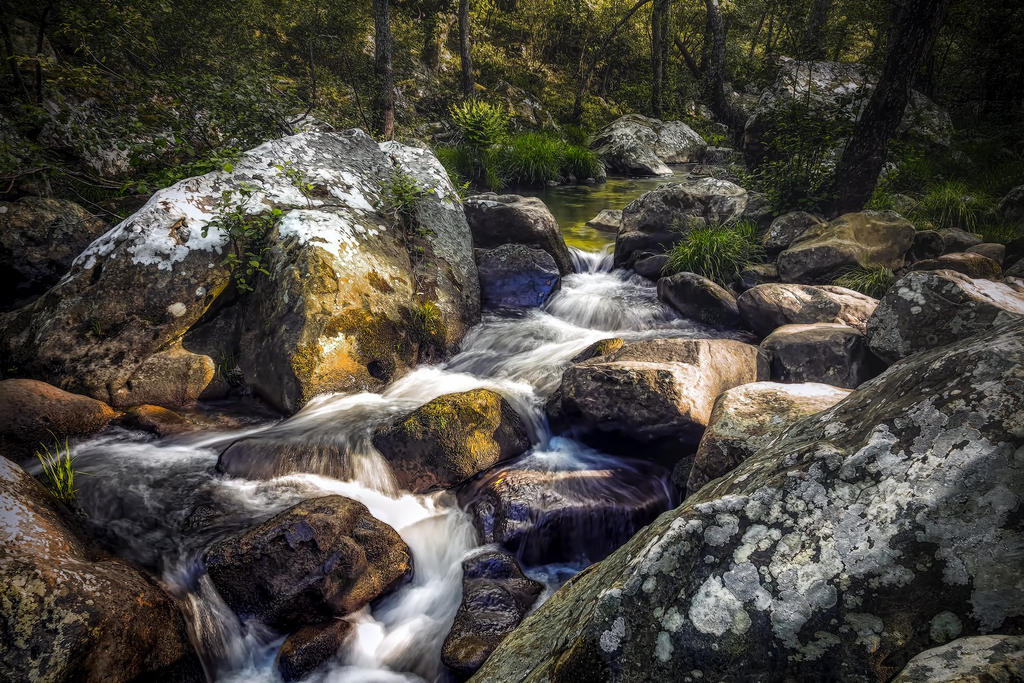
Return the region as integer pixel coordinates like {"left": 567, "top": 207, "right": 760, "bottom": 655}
{"left": 59, "top": 173, "right": 726, "bottom": 682}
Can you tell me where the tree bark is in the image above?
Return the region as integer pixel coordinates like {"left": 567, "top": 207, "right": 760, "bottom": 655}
{"left": 703, "top": 0, "right": 745, "bottom": 140}
{"left": 831, "top": 0, "right": 951, "bottom": 214}
{"left": 372, "top": 0, "right": 395, "bottom": 139}
{"left": 650, "top": 0, "right": 670, "bottom": 116}
{"left": 458, "top": 0, "right": 474, "bottom": 98}
{"left": 422, "top": 4, "right": 444, "bottom": 70}
{"left": 800, "top": 0, "right": 833, "bottom": 60}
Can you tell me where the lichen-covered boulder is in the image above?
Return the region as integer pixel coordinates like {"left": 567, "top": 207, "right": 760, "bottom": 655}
{"left": 0, "top": 131, "right": 479, "bottom": 413}
{"left": 761, "top": 211, "right": 824, "bottom": 256}
{"left": 476, "top": 244, "right": 560, "bottom": 310}
{"left": 777, "top": 211, "right": 916, "bottom": 283}
{"left": 657, "top": 272, "right": 742, "bottom": 327}
{"left": 590, "top": 114, "right": 706, "bottom": 177}
{"left": 0, "top": 197, "right": 108, "bottom": 309}
{"left": 275, "top": 620, "right": 354, "bottom": 682}
{"left": 441, "top": 549, "right": 543, "bottom": 678}
{"left": 205, "top": 495, "right": 412, "bottom": 630}
{"left": 372, "top": 389, "right": 530, "bottom": 493}
{"left": 682, "top": 381, "right": 849, "bottom": 497}
{"left": 474, "top": 319, "right": 1024, "bottom": 683}
{"left": 615, "top": 175, "right": 748, "bottom": 267}
{"left": 737, "top": 283, "right": 878, "bottom": 337}
{"left": 551, "top": 338, "right": 766, "bottom": 447}
{"left": 761, "top": 323, "right": 882, "bottom": 389}
{"left": 0, "top": 456, "right": 204, "bottom": 682}
{"left": 463, "top": 194, "right": 573, "bottom": 275}
{"left": 866, "top": 270, "right": 1024, "bottom": 363}
{"left": 892, "top": 635, "right": 1024, "bottom": 683}
{"left": 910, "top": 252, "right": 1003, "bottom": 279}
{"left": 0, "top": 378, "right": 119, "bottom": 462}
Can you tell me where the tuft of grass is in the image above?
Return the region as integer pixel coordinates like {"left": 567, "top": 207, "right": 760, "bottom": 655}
{"left": 561, "top": 144, "right": 603, "bottom": 180}
{"left": 915, "top": 181, "right": 993, "bottom": 232}
{"left": 499, "top": 133, "right": 564, "bottom": 186}
{"left": 411, "top": 302, "right": 444, "bottom": 343}
{"left": 664, "top": 221, "right": 764, "bottom": 287}
{"left": 34, "top": 438, "right": 81, "bottom": 505}
{"left": 832, "top": 266, "right": 895, "bottom": 299}
{"left": 978, "top": 221, "right": 1024, "bottom": 245}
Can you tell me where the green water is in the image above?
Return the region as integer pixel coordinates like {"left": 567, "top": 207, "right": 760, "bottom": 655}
{"left": 521, "top": 168, "right": 692, "bottom": 250}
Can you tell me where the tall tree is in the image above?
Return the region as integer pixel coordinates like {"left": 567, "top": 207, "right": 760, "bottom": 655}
{"left": 800, "top": 0, "right": 833, "bottom": 59}
{"left": 458, "top": 0, "right": 474, "bottom": 98}
{"left": 372, "top": 0, "right": 394, "bottom": 139}
{"left": 650, "top": 0, "right": 671, "bottom": 116}
{"left": 831, "top": 0, "right": 951, "bottom": 214}
{"left": 703, "top": 0, "right": 745, "bottom": 139}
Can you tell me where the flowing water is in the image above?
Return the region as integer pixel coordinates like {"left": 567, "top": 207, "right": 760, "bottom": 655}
{"left": 56, "top": 176, "right": 734, "bottom": 682}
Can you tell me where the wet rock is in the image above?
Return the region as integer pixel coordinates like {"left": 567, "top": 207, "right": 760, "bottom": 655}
{"left": 615, "top": 175, "right": 748, "bottom": 267}
{"left": 475, "top": 319, "right": 1024, "bottom": 683}
{"left": 586, "top": 209, "right": 622, "bottom": 232}
{"left": 967, "top": 242, "right": 1006, "bottom": 265}
{"left": 0, "top": 197, "right": 108, "bottom": 309}
{"left": 463, "top": 194, "right": 573, "bottom": 275}
{"left": 0, "top": 132, "right": 480, "bottom": 413}
{"left": 997, "top": 185, "right": 1024, "bottom": 224}
{"left": 740, "top": 191, "right": 776, "bottom": 233}
{"left": 893, "top": 635, "right": 1024, "bottom": 683}
{"left": 475, "top": 244, "right": 560, "bottom": 310}
{"left": 683, "top": 381, "right": 850, "bottom": 496}
{"left": 761, "top": 323, "right": 883, "bottom": 389}
{"left": 938, "top": 227, "right": 983, "bottom": 253}
{"left": 761, "top": 211, "right": 824, "bottom": 256}
{"left": 0, "top": 378, "right": 119, "bottom": 463}
{"left": 907, "top": 229, "right": 944, "bottom": 262}
{"left": 631, "top": 253, "right": 670, "bottom": 280}
{"left": 777, "top": 211, "right": 916, "bottom": 283}
{"left": 570, "top": 338, "right": 624, "bottom": 364}
{"left": 736, "top": 263, "right": 780, "bottom": 291}
{"left": 205, "top": 495, "right": 412, "bottom": 630}
{"left": 372, "top": 389, "right": 531, "bottom": 493}
{"left": 118, "top": 404, "right": 193, "bottom": 437}
{"left": 657, "top": 272, "right": 742, "bottom": 327}
{"left": 0, "top": 456, "right": 204, "bottom": 682}
{"left": 910, "top": 252, "right": 1003, "bottom": 279}
{"left": 276, "top": 620, "right": 354, "bottom": 682}
{"left": 866, "top": 269, "right": 1024, "bottom": 363}
{"left": 552, "top": 338, "right": 766, "bottom": 448}
{"left": 737, "top": 283, "right": 878, "bottom": 337}
{"left": 441, "top": 549, "right": 543, "bottom": 678}
{"left": 590, "top": 114, "right": 706, "bottom": 176}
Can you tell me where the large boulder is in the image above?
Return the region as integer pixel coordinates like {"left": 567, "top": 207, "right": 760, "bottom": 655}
{"left": 0, "top": 131, "right": 480, "bottom": 413}
{"left": 372, "top": 388, "right": 531, "bottom": 493}
{"left": 777, "top": 211, "right": 916, "bottom": 283}
{"left": 0, "top": 378, "right": 119, "bottom": 462}
{"left": 683, "top": 382, "right": 850, "bottom": 497}
{"left": 204, "top": 495, "right": 413, "bottom": 630}
{"left": 0, "top": 197, "right": 108, "bottom": 309}
{"left": 657, "top": 272, "right": 742, "bottom": 327}
{"left": 761, "top": 211, "right": 824, "bottom": 256}
{"left": 551, "top": 338, "right": 766, "bottom": 448}
{"left": 615, "top": 175, "right": 748, "bottom": 267}
{"left": 893, "top": 636, "right": 1024, "bottom": 683}
{"left": 0, "top": 456, "right": 204, "bottom": 682}
{"left": 737, "top": 283, "right": 878, "bottom": 337}
{"left": 866, "top": 269, "right": 1024, "bottom": 363}
{"left": 760, "top": 323, "right": 882, "bottom": 389}
{"left": 441, "top": 549, "right": 543, "bottom": 678}
{"left": 475, "top": 244, "right": 560, "bottom": 310}
{"left": 590, "top": 114, "right": 706, "bottom": 177}
{"left": 463, "top": 194, "right": 573, "bottom": 275}
{"left": 475, "top": 319, "right": 1024, "bottom": 682}
{"left": 909, "top": 252, "right": 1003, "bottom": 279}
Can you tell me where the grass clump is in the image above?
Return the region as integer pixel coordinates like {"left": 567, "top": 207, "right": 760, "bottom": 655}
{"left": 499, "top": 133, "right": 563, "bottom": 186}
{"left": 832, "top": 266, "right": 895, "bottom": 299}
{"left": 664, "top": 221, "right": 763, "bottom": 287}
{"left": 411, "top": 302, "right": 444, "bottom": 343}
{"left": 915, "top": 181, "right": 992, "bottom": 232}
{"left": 35, "top": 438, "right": 82, "bottom": 505}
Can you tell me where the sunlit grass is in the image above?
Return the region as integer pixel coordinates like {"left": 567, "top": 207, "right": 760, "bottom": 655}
{"left": 34, "top": 437, "right": 82, "bottom": 505}
{"left": 832, "top": 266, "right": 895, "bottom": 299}
{"left": 664, "top": 220, "right": 763, "bottom": 287}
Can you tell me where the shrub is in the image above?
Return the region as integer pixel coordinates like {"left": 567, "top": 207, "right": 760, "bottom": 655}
{"left": 664, "top": 221, "right": 764, "bottom": 287}
{"left": 202, "top": 183, "right": 279, "bottom": 293}
{"left": 915, "top": 181, "right": 992, "bottom": 232}
{"left": 832, "top": 266, "right": 895, "bottom": 299}
{"left": 449, "top": 100, "right": 509, "bottom": 150}
{"left": 35, "top": 438, "right": 81, "bottom": 505}
{"left": 378, "top": 169, "right": 434, "bottom": 234}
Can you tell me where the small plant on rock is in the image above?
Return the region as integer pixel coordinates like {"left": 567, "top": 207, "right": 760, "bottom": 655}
{"left": 832, "top": 266, "right": 895, "bottom": 299}
{"left": 664, "top": 220, "right": 763, "bottom": 287}
{"left": 202, "top": 183, "right": 279, "bottom": 294}
{"left": 378, "top": 168, "right": 434, "bottom": 234}
{"left": 35, "top": 437, "right": 82, "bottom": 505}
{"left": 411, "top": 302, "right": 444, "bottom": 343}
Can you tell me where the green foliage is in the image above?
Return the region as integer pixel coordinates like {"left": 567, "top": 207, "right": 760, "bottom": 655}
{"left": 202, "top": 183, "right": 278, "bottom": 293}
{"left": 978, "top": 222, "right": 1024, "bottom": 245}
{"left": 378, "top": 168, "right": 435, "bottom": 232}
{"left": 499, "top": 133, "right": 564, "bottom": 186}
{"left": 35, "top": 438, "right": 81, "bottom": 505}
{"left": 561, "top": 144, "right": 603, "bottom": 181}
{"left": 833, "top": 266, "right": 896, "bottom": 299}
{"left": 411, "top": 302, "right": 444, "bottom": 342}
{"left": 915, "top": 181, "right": 992, "bottom": 232}
{"left": 127, "top": 147, "right": 242, "bottom": 195}
{"left": 449, "top": 100, "right": 510, "bottom": 150}
{"left": 664, "top": 221, "right": 764, "bottom": 287}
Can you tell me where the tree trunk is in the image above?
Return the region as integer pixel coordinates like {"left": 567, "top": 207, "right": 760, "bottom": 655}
{"left": 831, "top": 0, "right": 950, "bottom": 214}
{"left": 703, "top": 0, "right": 745, "bottom": 140}
{"left": 650, "top": 0, "right": 670, "bottom": 116}
{"left": 372, "top": 0, "right": 395, "bottom": 139}
{"left": 422, "top": 5, "right": 444, "bottom": 70}
{"left": 458, "top": 0, "right": 474, "bottom": 98}
{"left": 800, "top": 0, "right": 833, "bottom": 59}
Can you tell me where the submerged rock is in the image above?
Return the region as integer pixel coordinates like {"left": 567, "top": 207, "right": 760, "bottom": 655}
{"left": 441, "top": 549, "right": 543, "bottom": 678}
{"left": 586, "top": 209, "right": 622, "bottom": 232}
{"left": 475, "top": 244, "right": 560, "bottom": 310}
{"left": 463, "top": 194, "right": 573, "bottom": 275}
{"left": 761, "top": 323, "right": 882, "bottom": 389}
{"left": 372, "top": 389, "right": 531, "bottom": 493}
{"left": 205, "top": 495, "right": 412, "bottom": 630}
{"left": 657, "top": 272, "right": 742, "bottom": 327}
{"left": 866, "top": 269, "right": 1024, "bottom": 363}
{"left": 475, "top": 319, "right": 1024, "bottom": 682}
{"left": 892, "top": 635, "right": 1024, "bottom": 683}
{"left": 0, "top": 456, "right": 204, "bottom": 682}
{"left": 590, "top": 114, "right": 706, "bottom": 177}
{"left": 683, "top": 381, "right": 850, "bottom": 497}
{"left": 737, "top": 283, "right": 878, "bottom": 337}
